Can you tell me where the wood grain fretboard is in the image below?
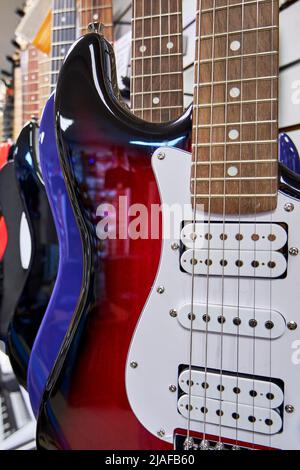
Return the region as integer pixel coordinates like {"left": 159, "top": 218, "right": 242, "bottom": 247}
{"left": 192, "top": 0, "right": 279, "bottom": 215}
{"left": 131, "top": 0, "right": 184, "bottom": 123}
{"left": 78, "top": 0, "right": 113, "bottom": 41}
{"left": 21, "top": 45, "right": 41, "bottom": 125}
{"left": 51, "top": 0, "right": 77, "bottom": 92}
{"left": 13, "top": 58, "right": 23, "bottom": 141}
{"left": 38, "top": 52, "right": 51, "bottom": 116}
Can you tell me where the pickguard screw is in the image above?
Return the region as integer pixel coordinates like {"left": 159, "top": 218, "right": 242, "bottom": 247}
{"left": 130, "top": 361, "right": 138, "bottom": 369}
{"left": 157, "top": 429, "right": 165, "bottom": 437}
{"left": 289, "top": 247, "right": 299, "bottom": 256}
{"left": 157, "top": 286, "right": 165, "bottom": 294}
{"left": 284, "top": 202, "right": 294, "bottom": 212}
{"left": 169, "top": 385, "right": 177, "bottom": 392}
{"left": 169, "top": 309, "right": 177, "bottom": 318}
{"left": 285, "top": 404, "right": 295, "bottom": 413}
{"left": 287, "top": 321, "right": 297, "bottom": 330}
{"left": 171, "top": 242, "right": 179, "bottom": 251}
{"left": 157, "top": 152, "right": 165, "bottom": 160}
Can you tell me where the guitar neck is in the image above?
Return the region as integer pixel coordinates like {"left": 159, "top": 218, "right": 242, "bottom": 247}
{"left": 78, "top": 0, "right": 113, "bottom": 40}
{"left": 51, "top": 0, "right": 77, "bottom": 92}
{"left": 13, "top": 59, "right": 23, "bottom": 141}
{"left": 131, "top": 0, "right": 184, "bottom": 123}
{"left": 21, "top": 45, "right": 40, "bottom": 125}
{"left": 38, "top": 53, "right": 51, "bottom": 116}
{"left": 192, "top": 0, "right": 279, "bottom": 215}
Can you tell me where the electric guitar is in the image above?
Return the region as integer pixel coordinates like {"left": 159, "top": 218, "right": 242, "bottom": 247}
{"left": 21, "top": 44, "right": 40, "bottom": 125}
{"left": 36, "top": 2, "right": 190, "bottom": 449}
{"left": 38, "top": 0, "right": 300, "bottom": 450}
{"left": 27, "top": 0, "right": 113, "bottom": 416}
{"left": 3, "top": 120, "right": 58, "bottom": 388}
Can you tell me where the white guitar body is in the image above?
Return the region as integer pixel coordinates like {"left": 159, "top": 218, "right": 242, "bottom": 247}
{"left": 126, "top": 147, "right": 300, "bottom": 450}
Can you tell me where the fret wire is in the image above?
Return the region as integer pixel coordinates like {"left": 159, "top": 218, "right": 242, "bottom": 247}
{"left": 133, "top": 33, "right": 181, "bottom": 41}
{"left": 192, "top": 159, "right": 277, "bottom": 165}
{"left": 193, "top": 139, "right": 277, "bottom": 147}
{"left": 197, "top": 50, "right": 278, "bottom": 64}
{"left": 196, "top": 76, "right": 277, "bottom": 87}
{"left": 200, "top": 0, "right": 268, "bottom": 13}
{"left": 194, "top": 194, "right": 277, "bottom": 198}
{"left": 193, "top": 120, "right": 277, "bottom": 128}
{"left": 195, "top": 98, "right": 277, "bottom": 108}
{"left": 52, "top": 25, "right": 76, "bottom": 30}
{"left": 132, "top": 52, "right": 181, "bottom": 61}
{"left": 132, "top": 71, "right": 182, "bottom": 78}
{"left": 131, "top": 12, "right": 181, "bottom": 21}
{"left": 192, "top": 176, "right": 278, "bottom": 181}
{"left": 133, "top": 105, "right": 183, "bottom": 111}
{"left": 199, "top": 25, "right": 278, "bottom": 40}
{"left": 135, "top": 89, "right": 182, "bottom": 95}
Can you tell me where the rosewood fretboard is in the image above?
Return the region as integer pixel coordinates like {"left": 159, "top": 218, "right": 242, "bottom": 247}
{"left": 192, "top": 0, "right": 279, "bottom": 215}
{"left": 21, "top": 45, "right": 41, "bottom": 124}
{"left": 131, "top": 0, "right": 184, "bottom": 123}
{"left": 78, "top": 0, "right": 113, "bottom": 41}
{"left": 51, "top": 0, "right": 77, "bottom": 92}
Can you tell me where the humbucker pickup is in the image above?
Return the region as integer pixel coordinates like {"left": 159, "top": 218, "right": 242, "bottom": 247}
{"left": 180, "top": 221, "right": 288, "bottom": 279}
{"left": 177, "top": 367, "right": 284, "bottom": 436}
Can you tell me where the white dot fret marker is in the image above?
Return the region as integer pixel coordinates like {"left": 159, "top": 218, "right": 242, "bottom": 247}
{"left": 139, "top": 45, "right": 147, "bottom": 53}
{"left": 230, "top": 40, "right": 240, "bottom": 51}
{"left": 32, "top": 74, "right": 36, "bottom": 80}
{"left": 31, "top": 96, "right": 34, "bottom": 101}
{"left": 93, "top": 14, "right": 99, "bottom": 20}
{"left": 61, "top": 48, "right": 66, "bottom": 54}
{"left": 229, "top": 87, "right": 240, "bottom": 98}
{"left": 61, "top": 16, "right": 66, "bottom": 23}
{"left": 227, "top": 166, "right": 238, "bottom": 177}
{"left": 229, "top": 129, "right": 239, "bottom": 140}
{"left": 167, "top": 41, "right": 174, "bottom": 49}
{"left": 153, "top": 97, "right": 160, "bottom": 105}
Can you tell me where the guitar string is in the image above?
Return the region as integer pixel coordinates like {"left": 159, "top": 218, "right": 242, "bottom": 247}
{"left": 168, "top": 0, "right": 171, "bottom": 122}
{"left": 150, "top": 0, "right": 153, "bottom": 122}
{"left": 131, "top": 0, "right": 136, "bottom": 114}
{"left": 186, "top": 0, "right": 202, "bottom": 445}
{"left": 159, "top": 0, "right": 162, "bottom": 123}
{"left": 202, "top": 0, "right": 216, "bottom": 444}
{"left": 218, "top": 0, "right": 231, "bottom": 445}
{"left": 142, "top": 0, "right": 145, "bottom": 121}
{"left": 234, "top": 0, "right": 246, "bottom": 448}
{"left": 268, "top": 0, "right": 276, "bottom": 450}
{"left": 251, "top": 0, "right": 259, "bottom": 448}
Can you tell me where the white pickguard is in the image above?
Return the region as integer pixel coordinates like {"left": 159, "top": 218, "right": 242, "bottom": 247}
{"left": 126, "top": 147, "right": 300, "bottom": 450}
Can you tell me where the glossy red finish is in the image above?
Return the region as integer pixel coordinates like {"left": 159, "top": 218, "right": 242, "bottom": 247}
{"left": 37, "top": 33, "right": 191, "bottom": 449}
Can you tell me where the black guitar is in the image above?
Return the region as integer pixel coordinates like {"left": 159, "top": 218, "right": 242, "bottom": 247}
{"left": 1, "top": 120, "right": 59, "bottom": 388}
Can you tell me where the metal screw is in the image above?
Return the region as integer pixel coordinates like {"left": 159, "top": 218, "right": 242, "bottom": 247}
{"left": 130, "top": 361, "right": 138, "bottom": 369}
{"left": 289, "top": 247, "right": 299, "bottom": 256}
{"left": 157, "top": 429, "right": 165, "bottom": 437}
{"left": 287, "top": 321, "right": 297, "bottom": 330}
{"left": 169, "top": 309, "right": 177, "bottom": 318}
{"left": 183, "top": 437, "right": 194, "bottom": 450}
{"left": 232, "top": 445, "right": 240, "bottom": 451}
{"left": 285, "top": 404, "right": 295, "bottom": 413}
{"left": 157, "top": 152, "right": 165, "bottom": 160}
{"left": 157, "top": 286, "right": 165, "bottom": 294}
{"left": 284, "top": 202, "right": 294, "bottom": 212}
{"left": 214, "top": 442, "right": 225, "bottom": 450}
{"left": 169, "top": 385, "right": 177, "bottom": 392}
{"left": 171, "top": 242, "right": 179, "bottom": 251}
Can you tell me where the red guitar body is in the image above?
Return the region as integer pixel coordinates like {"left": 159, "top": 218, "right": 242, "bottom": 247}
{"left": 37, "top": 33, "right": 191, "bottom": 449}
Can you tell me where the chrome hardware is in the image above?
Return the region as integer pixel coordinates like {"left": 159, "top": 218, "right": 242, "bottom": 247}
{"left": 284, "top": 202, "right": 294, "bottom": 212}
{"left": 285, "top": 404, "right": 295, "bottom": 413}
{"left": 289, "top": 247, "right": 299, "bottom": 256}
{"left": 169, "top": 309, "right": 177, "bottom": 318}
{"left": 183, "top": 437, "right": 194, "bottom": 450}
{"left": 169, "top": 385, "right": 177, "bottom": 392}
{"left": 199, "top": 439, "right": 210, "bottom": 450}
{"left": 130, "top": 361, "right": 138, "bottom": 369}
{"left": 157, "top": 429, "right": 165, "bottom": 437}
{"left": 214, "top": 442, "right": 225, "bottom": 450}
{"left": 171, "top": 242, "right": 179, "bottom": 250}
{"left": 157, "top": 151, "right": 166, "bottom": 160}
{"left": 232, "top": 445, "right": 241, "bottom": 450}
{"left": 287, "top": 321, "right": 297, "bottom": 330}
{"left": 88, "top": 22, "right": 105, "bottom": 34}
{"left": 157, "top": 286, "right": 165, "bottom": 294}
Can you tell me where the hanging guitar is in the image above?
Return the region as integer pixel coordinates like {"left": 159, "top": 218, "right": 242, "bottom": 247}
{"left": 36, "top": 0, "right": 189, "bottom": 450}
{"left": 28, "top": 0, "right": 184, "bottom": 417}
